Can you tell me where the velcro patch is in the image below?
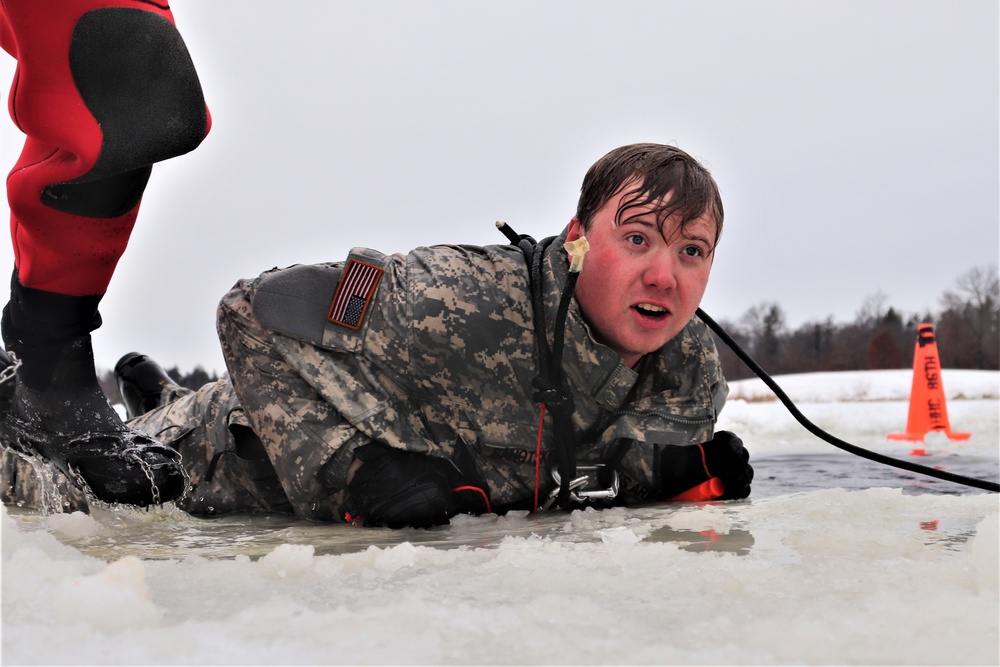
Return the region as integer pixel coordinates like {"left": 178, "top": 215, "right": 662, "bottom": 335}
{"left": 327, "top": 259, "right": 384, "bottom": 329}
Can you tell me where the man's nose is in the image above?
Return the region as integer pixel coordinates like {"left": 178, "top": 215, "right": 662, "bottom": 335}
{"left": 643, "top": 251, "right": 678, "bottom": 289}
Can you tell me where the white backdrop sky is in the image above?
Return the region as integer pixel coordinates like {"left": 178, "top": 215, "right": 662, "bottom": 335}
{"left": 1, "top": 1, "right": 997, "bottom": 374}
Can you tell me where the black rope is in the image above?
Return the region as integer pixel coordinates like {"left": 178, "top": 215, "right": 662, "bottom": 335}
{"left": 696, "top": 308, "right": 999, "bottom": 493}
{"left": 498, "top": 222, "right": 578, "bottom": 505}
{"left": 537, "top": 269, "right": 580, "bottom": 506}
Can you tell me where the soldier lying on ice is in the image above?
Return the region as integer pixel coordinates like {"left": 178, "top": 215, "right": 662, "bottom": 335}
{"left": 1, "top": 143, "right": 753, "bottom": 527}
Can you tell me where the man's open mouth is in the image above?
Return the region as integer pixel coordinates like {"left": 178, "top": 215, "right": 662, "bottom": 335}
{"left": 633, "top": 303, "right": 669, "bottom": 319}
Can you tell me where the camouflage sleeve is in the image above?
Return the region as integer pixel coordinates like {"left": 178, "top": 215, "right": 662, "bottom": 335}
{"left": 608, "top": 315, "right": 728, "bottom": 502}
{"left": 223, "top": 268, "right": 386, "bottom": 521}
{"left": 239, "top": 246, "right": 517, "bottom": 515}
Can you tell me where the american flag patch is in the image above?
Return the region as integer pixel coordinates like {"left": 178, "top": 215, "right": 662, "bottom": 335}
{"left": 327, "top": 259, "right": 384, "bottom": 329}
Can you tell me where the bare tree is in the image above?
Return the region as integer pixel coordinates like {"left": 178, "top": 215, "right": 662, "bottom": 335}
{"left": 938, "top": 265, "right": 1000, "bottom": 369}
{"left": 739, "top": 302, "right": 788, "bottom": 374}
{"left": 855, "top": 290, "right": 890, "bottom": 326}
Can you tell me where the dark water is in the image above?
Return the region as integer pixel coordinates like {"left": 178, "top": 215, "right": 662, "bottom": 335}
{"left": 752, "top": 450, "right": 999, "bottom": 498}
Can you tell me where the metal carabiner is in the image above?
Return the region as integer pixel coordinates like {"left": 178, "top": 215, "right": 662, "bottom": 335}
{"left": 540, "top": 464, "right": 619, "bottom": 511}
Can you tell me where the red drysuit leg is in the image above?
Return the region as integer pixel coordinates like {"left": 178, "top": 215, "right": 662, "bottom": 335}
{"left": 1, "top": 0, "right": 210, "bottom": 296}
{"left": 0, "top": 0, "right": 209, "bottom": 508}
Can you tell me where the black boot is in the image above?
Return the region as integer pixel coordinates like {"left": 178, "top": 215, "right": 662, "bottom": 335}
{"left": 0, "top": 346, "right": 15, "bottom": 417}
{"left": 0, "top": 281, "right": 187, "bottom": 507}
{"left": 115, "top": 352, "right": 180, "bottom": 419}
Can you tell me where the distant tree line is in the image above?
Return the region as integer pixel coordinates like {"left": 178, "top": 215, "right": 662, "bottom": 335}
{"left": 713, "top": 265, "right": 1000, "bottom": 381}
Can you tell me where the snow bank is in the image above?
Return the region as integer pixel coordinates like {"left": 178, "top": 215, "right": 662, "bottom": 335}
{"left": 727, "top": 368, "right": 999, "bottom": 403}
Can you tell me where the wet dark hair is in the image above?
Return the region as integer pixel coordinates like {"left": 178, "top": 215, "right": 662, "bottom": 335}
{"left": 575, "top": 143, "right": 724, "bottom": 247}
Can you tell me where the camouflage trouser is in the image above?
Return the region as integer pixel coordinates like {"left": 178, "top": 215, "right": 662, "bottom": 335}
{"left": 126, "top": 279, "right": 363, "bottom": 520}
{"left": 0, "top": 279, "right": 366, "bottom": 519}
{"left": 0, "top": 446, "right": 90, "bottom": 513}
{"left": 126, "top": 378, "right": 294, "bottom": 517}
{"left": 0, "top": 375, "right": 289, "bottom": 516}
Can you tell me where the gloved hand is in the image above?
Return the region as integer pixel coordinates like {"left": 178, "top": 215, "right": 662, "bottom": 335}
{"left": 340, "top": 444, "right": 457, "bottom": 529}
{"left": 658, "top": 431, "right": 753, "bottom": 501}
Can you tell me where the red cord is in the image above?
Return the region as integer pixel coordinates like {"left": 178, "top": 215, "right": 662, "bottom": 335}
{"left": 452, "top": 485, "right": 492, "bottom": 515}
{"left": 696, "top": 442, "right": 712, "bottom": 478}
{"left": 533, "top": 403, "right": 546, "bottom": 514}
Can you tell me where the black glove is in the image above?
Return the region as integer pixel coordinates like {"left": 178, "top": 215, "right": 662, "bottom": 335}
{"left": 658, "top": 431, "right": 753, "bottom": 501}
{"left": 340, "top": 444, "right": 457, "bottom": 529}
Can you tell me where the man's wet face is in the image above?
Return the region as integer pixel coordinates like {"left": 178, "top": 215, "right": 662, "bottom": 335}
{"left": 567, "top": 188, "right": 716, "bottom": 367}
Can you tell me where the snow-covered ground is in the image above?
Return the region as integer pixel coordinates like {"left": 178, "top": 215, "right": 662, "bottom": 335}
{"left": 2, "top": 369, "right": 998, "bottom": 665}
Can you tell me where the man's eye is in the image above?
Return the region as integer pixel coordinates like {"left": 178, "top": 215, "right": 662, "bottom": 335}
{"left": 626, "top": 234, "right": 646, "bottom": 246}
{"left": 683, "top": 245, "right": 703, "bottom": 257}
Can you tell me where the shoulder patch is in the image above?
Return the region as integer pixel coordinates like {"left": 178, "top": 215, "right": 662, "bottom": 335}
{"left": 327, "top": 259, "right": 384, "bottom": 329}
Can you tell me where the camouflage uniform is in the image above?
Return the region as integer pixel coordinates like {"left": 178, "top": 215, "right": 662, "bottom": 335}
{"left": 122, "top": 226, "right": 727, "bottom": 520}
{"left": 0, "top": 446, "right": 90, "bottom": 513}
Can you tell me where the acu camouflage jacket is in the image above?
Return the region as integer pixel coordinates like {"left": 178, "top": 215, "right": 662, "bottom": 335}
{"left": 248, "top": 226, "right": 728, "bottom": 516}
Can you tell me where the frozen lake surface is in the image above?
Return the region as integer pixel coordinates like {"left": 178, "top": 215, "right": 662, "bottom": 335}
{"left": 2, "top": 369, "right": 998, "bottom": 665}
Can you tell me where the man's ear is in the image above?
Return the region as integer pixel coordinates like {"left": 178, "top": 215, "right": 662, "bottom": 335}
{"left": 566, "top": 217, "right": 584, "bottom": 242}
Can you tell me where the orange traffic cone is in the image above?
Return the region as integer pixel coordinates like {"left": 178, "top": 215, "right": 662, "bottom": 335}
{"left": 888, "top": 323, "right": 970, "bottom": 454}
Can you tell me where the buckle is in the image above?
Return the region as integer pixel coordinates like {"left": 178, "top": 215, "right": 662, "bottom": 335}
{"left": 540, "top": 464, "right": 619, "bottom": 510}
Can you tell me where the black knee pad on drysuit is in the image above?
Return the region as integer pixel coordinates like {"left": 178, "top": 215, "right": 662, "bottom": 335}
{"left": 43, "top": 7, "right": 209, "bottom": 218}
{"left": 5, "top": 4, "right": 209, "bottom": 295}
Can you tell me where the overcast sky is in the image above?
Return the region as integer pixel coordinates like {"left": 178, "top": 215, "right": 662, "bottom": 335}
{"left": 1, "top": 1, "right": 997, "bottom": 374}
